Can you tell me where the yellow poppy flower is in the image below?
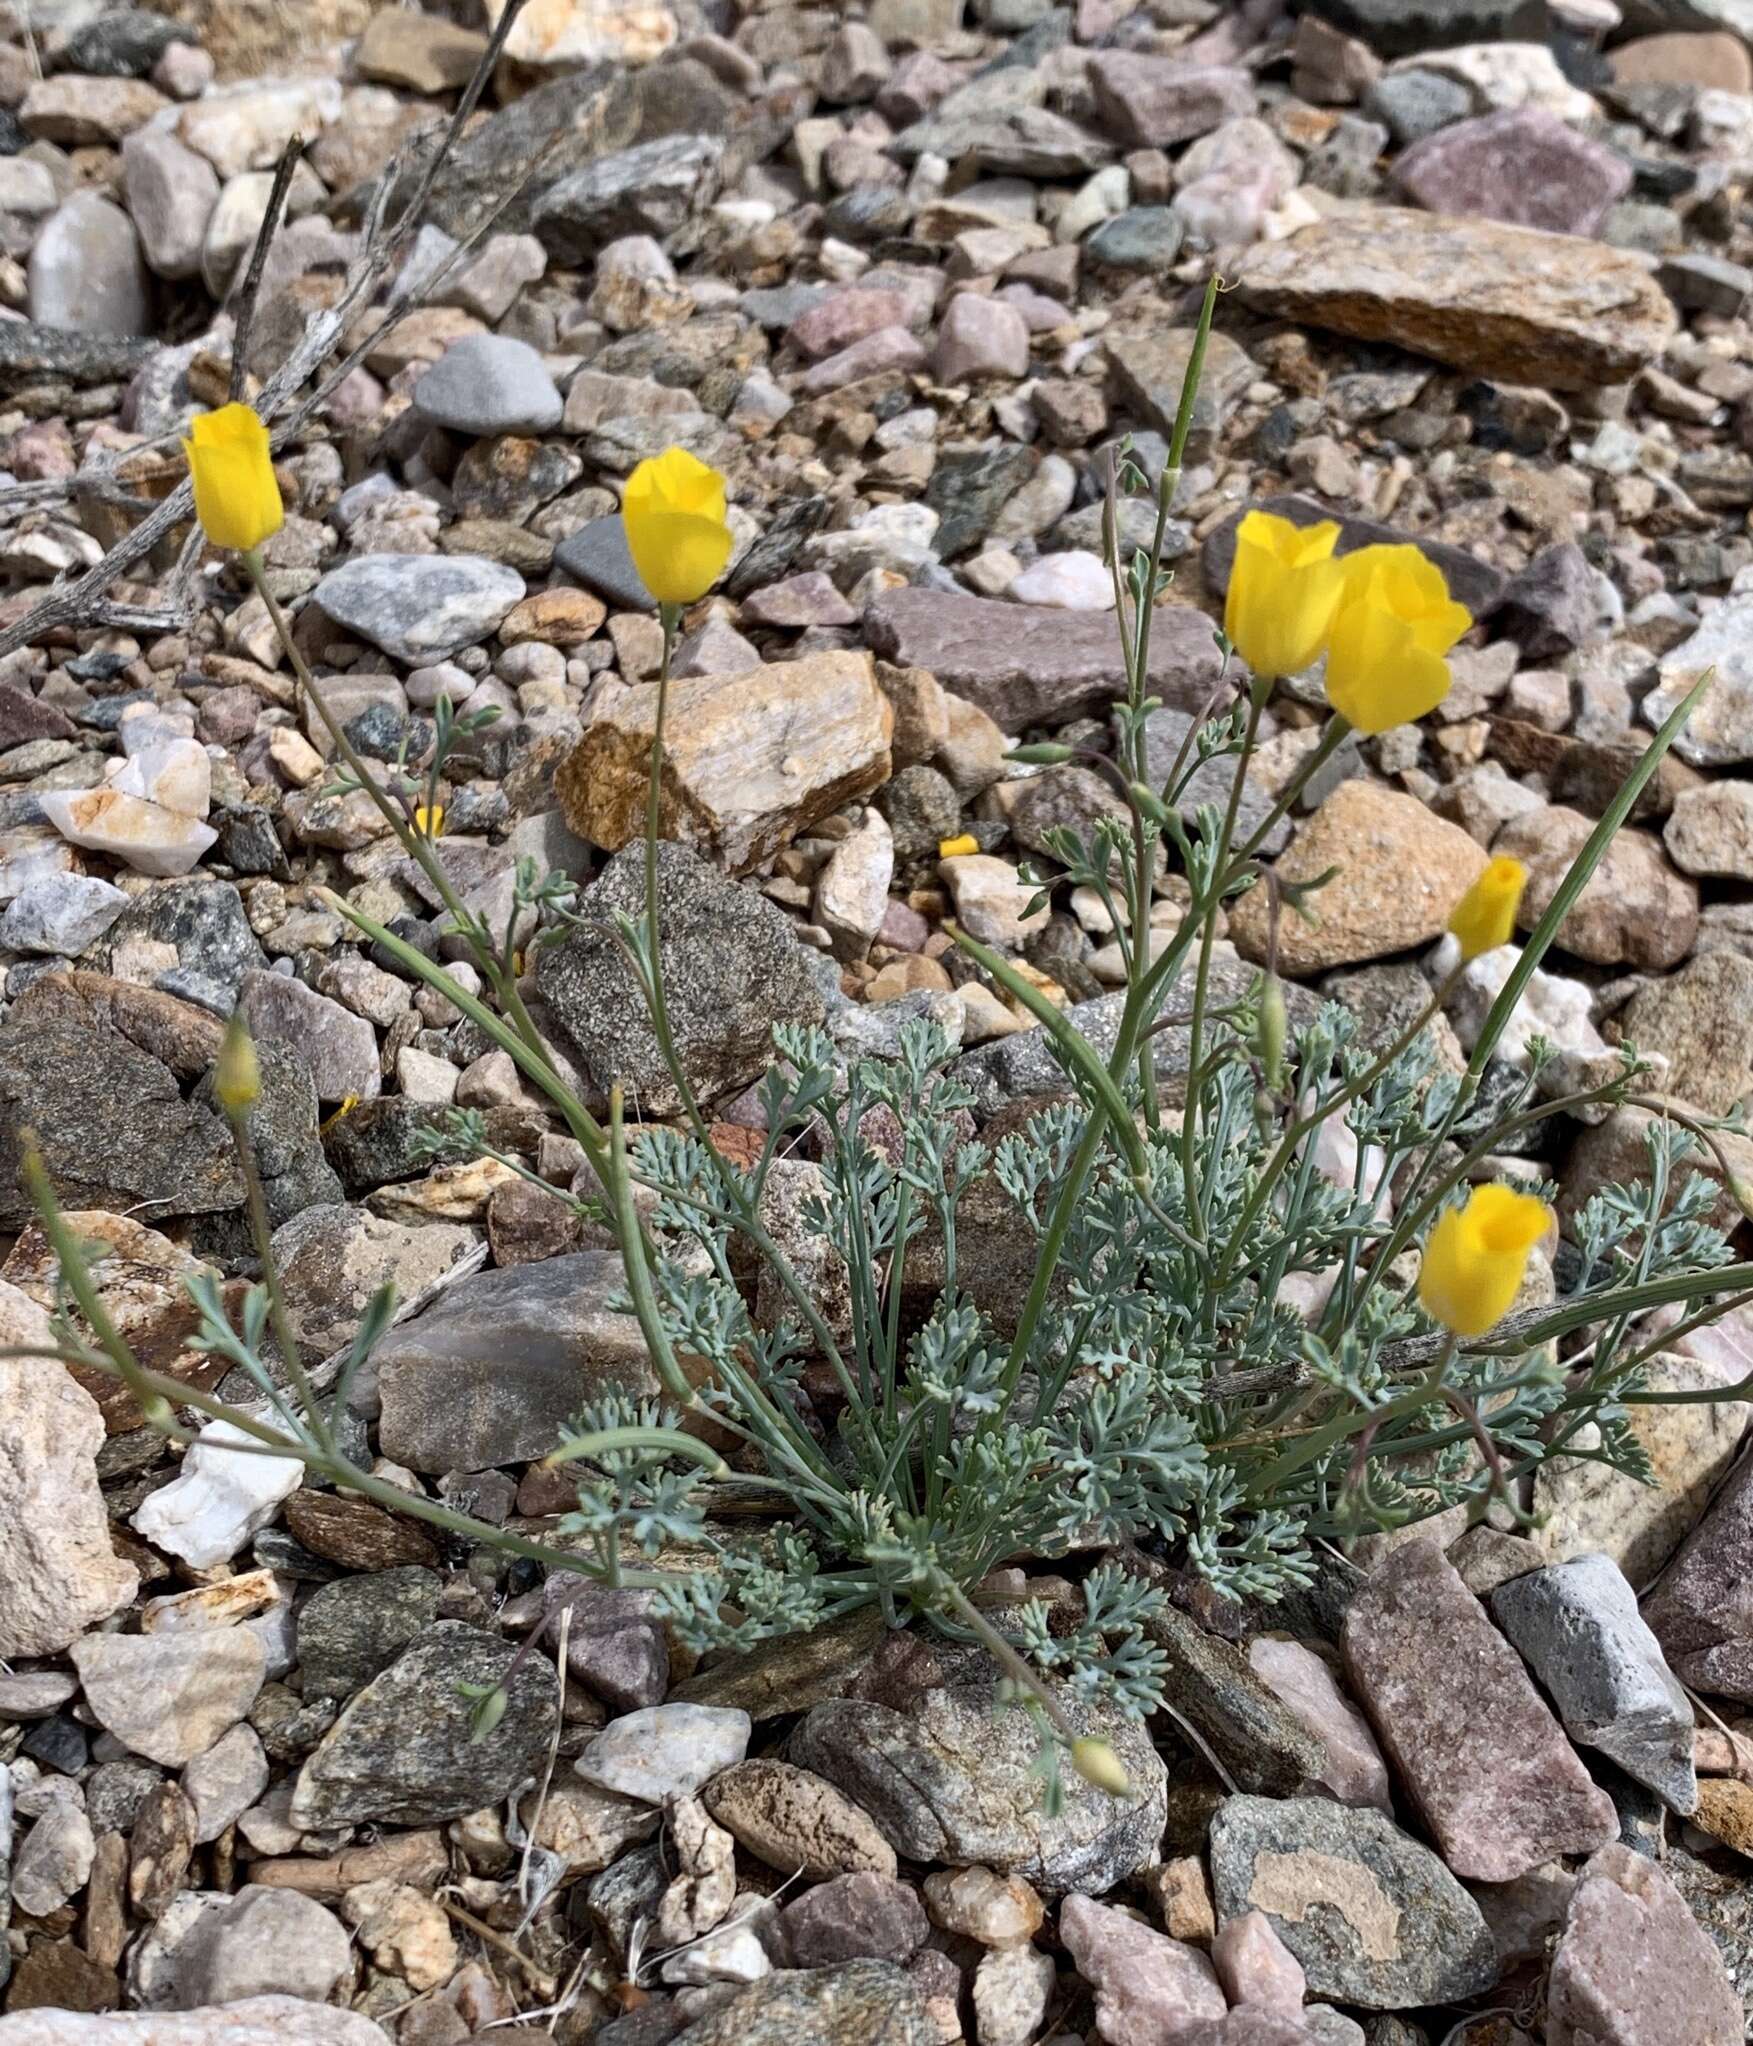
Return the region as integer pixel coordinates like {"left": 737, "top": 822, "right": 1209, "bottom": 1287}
{"left": 1323, "top": 545, "right": 1470, "bottom": 734}
{"left": 1448, "top": 857, "right": 1527, "bottom": 961}
{"left": 1418, "top": 1184, "right": 1553, "bottom": 1339}
{"left": 1223, "top": 510, "right": 1346, "bottom": 681}
{"left": 622, "top": 446, "right": 733, "bottom": 607}
{"left": 184, "top": 402, "right": 283, "bottom": 554}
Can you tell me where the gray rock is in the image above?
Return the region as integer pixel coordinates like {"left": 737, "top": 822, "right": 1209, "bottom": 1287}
{"left": 1139, "top": 708, "right": 1289, "bottom": 855}
{"left": 892, "top": 105, "right": 1111, "bottom": 178}
{"left": 1492, "top": 1554, "right": 1696, "bottom": 1814}
{"left": 668, "top": 1960, "right": 939, "bottom": 2046}
{"left": 535, "top": 841, "right": 828, "bottom": 1117}
{"left": 373, "top": 1252, "right": 656, "bottom": 1473}
{"left": 236, "top": 969, "right": 380, "bottom": 1105}
{"left": 121, "top": 127, "right": 219, "bottom": 280}
{"left": 1208, "top": 1794, "right": 1498, "bottom": 2009}
{"left": 554, "top": 513, "right": 656, "bottom": 611}
{"left": 411, "top": 332, "right": 563, "bottom": 437}
{"left": 864, "top": 585, "right": 1223, "bottom": 732}
{"left": 1643, "top": 1443, "right": 1753, "bottom": 1701}
{"left": 70, "top": 1629, "right": 266, "bottom": 1770}
{"left": 10, "top": 1797, "right": 94, "bottom": 1916}
{"left": 109, "top": 877, "right": 265, "bottom": 1003}
{"left": 61, "top": 8, "right": 194, "bottom": 75}
{"left": 922, "top": 441, "right": 1038, "bottom": 561}
{"left": 290, "top": 1622, "right": 559, "bottom": 1828}
{"left": 1308, "top": 0, "right": 1541, "bottom": 59}
{"left": 1086, "top": 206, "right": 1187, "bottom": 270}
{"left": 192, "top": 1039, "right": 342, "bottom": 1238}
{"left": 28, "top": 190, "right": 148, "bottom": 335}
{"left": 416, "top": 65, "right": 626, "bottom": 240}
{"left": 789, "top": 1683, "right": 1167, "bottom": 1896}
{"left": 312, "top": 554, "right": 525, "bottom": 664}
{"left": 294, "top": 1567, "right": 442, "bottom": 1701}
{"left": 0, "top": 873, "right": 126, "bottom": 955}
{"left": 533, "top": 133, "right": 724, "bottom": 262}
{"left": 0, "top": 973, "right": 240, "bottom": 1225}
{"left": 577, "top": 1703, "right": 752, "bottom": 1803}
{"left": 1137, "top": 1601, "right": 1325, "bottom": 1798}
{"left": 181, "top": 1724, "right": 269, "bottom": 1846}
{"left": 0, "top": 320, "right": 154, "bottom": 384}
{"left": 1490, "top": 541, "right": 1604, "bottom": 660}
{"left": 139, "top": 1885, "right": 352, "bottom": 2010}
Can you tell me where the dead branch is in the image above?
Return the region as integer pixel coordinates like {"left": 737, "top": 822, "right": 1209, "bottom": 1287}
{"left": 229, "top": 133, "right": 307, "bottom": 403}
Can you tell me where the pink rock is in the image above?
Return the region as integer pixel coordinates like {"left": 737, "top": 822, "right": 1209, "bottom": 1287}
{"left": 1246, "top": 1636, "right": 1391, "bottom": 1811}
{"left": 1086, "top": 54, "right": 1256, "bottom": 149}
{"left": 1060, "top": 1893, "right": 1226, "bottom": 2046}
{"left": 741, "top": 571, "right": 857, "bottom": 629}
{"left": 1394, "top": 107, "right": 1632, "bottom": 240}
{"left": 798, "top": 325, "right": 926, "bottom": 397}
{"left": 1212, "top": 1910, "right": 1304, "bottom": 2017}
{"left": 788, "top": 287, "right": 913, "bottom": 359}
{"left": 1548, "top": 1842, "right": 1742, "bottom": 2045}
{"left": 933, "top": 294, "right": 1030, "bottom": 383}
{"left": 1341, "top": 1540, "right": 1617, "bottom": 1882}
{"left": 1179, "top": 2017, "right": 1315, "bottom": 2046}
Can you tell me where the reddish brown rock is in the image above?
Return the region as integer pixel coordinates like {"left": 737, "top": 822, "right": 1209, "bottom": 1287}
{"left": 1644, "top": 1447, "right": 1753, "bottom": 1701}
{"left": 1341, "top": 1540, "right": 1617, "bottom": 1882}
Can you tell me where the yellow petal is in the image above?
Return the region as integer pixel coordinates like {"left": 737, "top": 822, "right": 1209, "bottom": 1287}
{"left": 1224, "top": 512, "right": 1345, "bottom": 680}
{"left": 1448, "top": 857, "right": 1527, "bottom": 961}
{"left": 184, "top": 401, "right": 283, "bottom": 554}
{"left": 1323, "top": 597, "right": 1451, "bottom": 734}
{"left": 623, "top": 447, "right": 732, "bottom": 605}
{"left": 1418, "top": 1185, "right": 1552, "bottom": 1337}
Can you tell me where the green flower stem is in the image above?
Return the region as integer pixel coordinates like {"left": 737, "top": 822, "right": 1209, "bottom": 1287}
{"left": 1247, "top": 1335, "right": 1458, "bottom": 1501}
{"left": 1228, "top": 715, "right": 1351, "bottom": 873}
{"left": 224, "top": 1108, "right": 331, "bottom": 1454}
{"left": 938, "top": 1578, "right": 1084, "bottom": 1750}
{"left": 545, "top": 1425, "right": 728, "bottom": 1474}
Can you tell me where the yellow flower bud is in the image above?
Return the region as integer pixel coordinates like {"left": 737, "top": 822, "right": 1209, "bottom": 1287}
{"left": 938, "top": 833, "right": 979, "bottom": 858}
{"left": 1223, "top": 510, "right": 1346, "bottom": 681}
{"left": 621, "top": 445, "right": 733, "bottom": 607}
{"left": 214, "top": 1013, "right": 260, "bottom": 1114}
{"left": 414, "top": 802, "right": 444, "bottom": 839}
{"left": 1322, "top": 545, "right": 1470, "bottom": 735}
{"left": 1071, "top": 1737, "right": 1131, "bottom": 1796}
{"left": 183, "top": 401, "right": 283, "bottom": 554}
{"left": 1418, "top": 1184, "right": 1553, "bottom": 1339}
{"left": 1448, "top": 856, "right": 1527, "bottom": 961}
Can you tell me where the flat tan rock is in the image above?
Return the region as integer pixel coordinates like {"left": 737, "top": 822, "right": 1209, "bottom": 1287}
{"left": 1230, "top": 779, "right": 1486, "bottom": 975}
{"left": 1234, "top": 208, "right": 1676, "bottom": 389}
{"left": 556, "top": 650, "right": 893, "bottom": 875}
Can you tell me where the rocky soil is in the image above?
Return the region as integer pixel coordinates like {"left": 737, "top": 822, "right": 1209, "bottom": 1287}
{"left": 9, "top": 0, "right": 1753, "bottom": 2042}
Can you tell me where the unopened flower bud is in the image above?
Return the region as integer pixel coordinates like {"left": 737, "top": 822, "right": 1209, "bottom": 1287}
{"left": 215, "top": 1014, "right": 260, "bottom": 1114}
{"left": 1071, "top": 1737, "right": 1130, "bottom": 1796}
{"left": 1257, "top": 972, "right": 1287, "bottom": 1092}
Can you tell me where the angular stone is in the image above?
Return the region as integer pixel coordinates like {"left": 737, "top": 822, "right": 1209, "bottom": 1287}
{"left": 555, "top": 651, "right": 893, "bottom": 875}
{"left": 182, "top": 1724, "right": 270, "bottom": 1846}
{"left": 36, "top": 787, "right": 215, "bottom": 877}
{"left": 0, "top": 974, "right": 240, "bottom": 1225}
{"left": 354, "top": 7, "right": 489, "bottom": 92}
{"left": 780, "top": 1872, "right": 928, "bottom": 1967}
{"left": 789, "top": 1684, "right": 1167, "bottom": 1894}
{"left": 1246, "top": 1636, "right": 1391, "bottom": 1810}
{"left": 1213, "top": 1909, "right": 1306, "bottom": 2016}
{"left": 236, "top": 970, "right": 380, "bottom": 1104}
{"left": 373, "top": 1251, "right": 655, "bottom": 1473}
{"left": 1644, "top": 1445, "right": 1753, "bottom": 1702}
{"left": 132, "top": 1420, "right": 305, "bottom": 1571}
{"left": 1394, "top": 107, "right": 1632, "bottom": 236}
{"left": 893, "top": 105, "right": 1111, "bottom": 179}
{"left": 660, "top": 1960, "right": 939, "bottom": 2046}
{"left": 121, "top": 128, "right": 220, "bottom": 281}
{"left": 1208, "top": 1793, "right": 1497, "bottom": 2009}
{"left": 1060, "top": 1892, "right": 1227, "bottom": 2042}
{"left": 1230, "top": 781, "right": 1487, "bottom": 977}
{"left": 312, "top": 555, "right": 524, "bottom": 664}
{"left": 70, "top": 1629, "right": 266, "bottom": 1769}
{"left": 705, "top": 1759, "right": 899, "bottom": 1881}
{"left": 1493, "top": 806, "right": 1697, "bottom": 971}
{"left": 1234, "top": 207, "right": 1676, "bottom": 389}
{"left": 576, "top": 1702, "right": 750, "bottom": 1805}
{"left": 290, "top": 1622, "right": 558, "bottom": 1829}
{"left": 1666, "top": 780, "right": 1753, "bottom": 880}
{"left": 411, "top": 332, "right": 563, "bottom": 437}
{"left": 864, "top": 585, "right": 1223, "bottom": 732}
{"left": 534, "top": 841, "right": 828, "bottom": 1116}
{"left": 0, "top": 1997, "right": 390, "bottom": 2042}
{"left": 1491, "top": 1554, "right": 1695, "bottom": 1814}
{"left": 1644, "top": 592, "right": 1753, "bottom": 768}
{"left": 1086, "top": 54, "right": 1255, "bottom": 148}
{"left": 0, "top": 1299, "right": 138, "bottom": 1656}
{"left": 1548, "top": 1842, "right": 1742, "bottom": 2046}
{"left": 1342, "top": 1540, "right": 1617, "bottom": 1882}
{"left": 533, "top": 132, "right": 723, "bottom": 262}
{"left": 1616, "top": 952, "right": 1753, "bottom": 1116}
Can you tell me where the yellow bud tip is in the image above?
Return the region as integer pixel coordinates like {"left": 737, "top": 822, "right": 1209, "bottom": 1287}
{"left": 938, "top": 833, "right": 979, "bottom": 859}
{"left": 1071, "top": 1737, "right": 1131, "bottom": 1796}
{"left": 413, "top": 803, "right": 444, "bottom": 838}
{"left": 215, "top": 1015, "right": 260, "bottom": 1114}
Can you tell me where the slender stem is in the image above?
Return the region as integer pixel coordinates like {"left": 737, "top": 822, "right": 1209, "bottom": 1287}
{"left": 226, "top": 1110, "right": 330, "bottom": 1454}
